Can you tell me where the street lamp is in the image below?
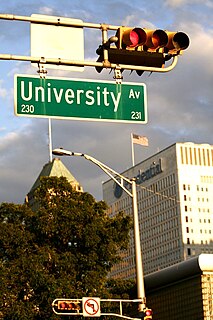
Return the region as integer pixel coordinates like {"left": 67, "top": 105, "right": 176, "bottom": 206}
{"left": 52, "top": 148, "right": 146, "bottom": 312}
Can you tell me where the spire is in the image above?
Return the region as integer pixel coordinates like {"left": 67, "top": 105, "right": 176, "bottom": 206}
{"left": 25, "top": 158, "right": 83, "bottom": 208}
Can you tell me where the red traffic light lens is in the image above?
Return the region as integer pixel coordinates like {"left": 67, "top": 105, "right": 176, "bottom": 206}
{"left": 122, "top": 28, "right": 146, "bottom": 48}
{"left": 58, "top": 301, "right": 79, "bottom": 310}
{"left": 130, "top": 28, "right": 146, "bottom": 47}
{"left": 59, "top": 302, "right": 67, "bottom": 310}
{"left": 145, "top": 309, "right": 153, "bottom": 316}
{"left": 129, "top": 30, "right": 140, "bottom": 46}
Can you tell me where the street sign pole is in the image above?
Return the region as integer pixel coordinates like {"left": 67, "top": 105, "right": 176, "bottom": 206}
{"left": 14, "top": 74, "right": 148, "bottom": 124}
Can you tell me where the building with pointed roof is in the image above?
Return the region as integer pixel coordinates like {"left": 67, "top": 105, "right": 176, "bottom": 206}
{"left": 25, "top": 157, "right": 83, "bottom": 210}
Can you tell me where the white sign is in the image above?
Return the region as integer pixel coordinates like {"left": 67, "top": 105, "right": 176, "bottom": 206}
{"left": 31, "top": 14, "right": 84, "bottom": 71}
{"left": 82, "top": 297, "right": 101, "bottom": 317}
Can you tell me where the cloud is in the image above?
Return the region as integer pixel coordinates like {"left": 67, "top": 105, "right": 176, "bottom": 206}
{"left": 0, "top": 80, "right": 8, "bottom": 98}
{"left": 0, "top": 120, "right": 50, "bottom": 203}
{"left": 0, "top": 0, "right": 213, "bottom": 204}
{"left": 164, "top": 0, "right": 212, "bottom": 8}
{"left": 38, "top": 7, "right": 56, "bottom": 15}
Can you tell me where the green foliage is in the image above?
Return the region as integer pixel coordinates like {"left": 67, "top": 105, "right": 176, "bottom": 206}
{"left": 0, "top": 177, "right": 132, "bottom": 319}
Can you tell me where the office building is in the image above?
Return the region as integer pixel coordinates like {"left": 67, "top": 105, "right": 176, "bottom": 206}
{"left": 145, "top": 254, "right": 213, "bottom": 320}
{"left": 103, "top": 142, "right": 213, "bottom": 277}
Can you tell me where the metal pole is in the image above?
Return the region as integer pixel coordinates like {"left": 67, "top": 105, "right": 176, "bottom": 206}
{"left": 131, "top": 179, "right": 146, "bottom": 311}
{"left": 0, "top": 53, "right": 178, "bottom": 73}
{"left": 48, "top": 118, "right": 53, "bottom": 162}
{"left": 131, "top": 133, "right": 135, "bottom": 167}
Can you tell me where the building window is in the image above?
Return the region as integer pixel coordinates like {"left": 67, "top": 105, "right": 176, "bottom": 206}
{"left": 189, "top": 147, "right": 193, "bottom": 164}
{"left": 203, "top": 149, "right": 206, "bottom": 166}
{"left": 187, "top": 248, "right": 191, "bottom": 256}
{"left": 185, "top": 147, "right": 188, "bottom": 164}
{"left": 198, "top": 148, "right": 202, "bottom": 165}
{"left": 206, "top": 149, "right": 210, "bottom": 166}
{"left": 180, "top": 146, "right": 184, "bottom": 164}
{"left": 194, "top": 148, "right": 197, "bottom": 165}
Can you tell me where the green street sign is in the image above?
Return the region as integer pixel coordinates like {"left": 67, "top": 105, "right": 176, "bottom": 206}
{"left": 14, "top": 75, "right": 147, "bottom": 123}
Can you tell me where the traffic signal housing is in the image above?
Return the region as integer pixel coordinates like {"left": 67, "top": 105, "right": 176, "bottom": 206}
{"left": 143, "top": 308, "right": 153, "bottom": 320}
{"left": 57, "top": 300, "right": 81, "bottom": 312}
{"left": 96, "top": 26, "right": 189, "bottom": 74}
{"left": 115, "top": 27, "right": 169, "bottom": 51}
{"left": 165, "top": 31, "right": 190, "bottom": 53}
{"left": 115, "top": 27, "right": 189, "bottom": 53}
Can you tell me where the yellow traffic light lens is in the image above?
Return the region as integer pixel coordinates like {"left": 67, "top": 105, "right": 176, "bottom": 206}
{"left": 152, "top": 30, "right": 168, "bottom": 48}
{"left": 152, "top": 33, "right": 160, "bottom": 47}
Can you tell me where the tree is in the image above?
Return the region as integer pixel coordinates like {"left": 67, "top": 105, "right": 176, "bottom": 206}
{"left": 0, "top": 177, "right": 132, "bottom": 319}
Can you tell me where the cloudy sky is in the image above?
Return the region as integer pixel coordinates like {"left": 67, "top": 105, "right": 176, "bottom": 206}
{"left": 0, "top": 0, "right": 212, "bottom": 203}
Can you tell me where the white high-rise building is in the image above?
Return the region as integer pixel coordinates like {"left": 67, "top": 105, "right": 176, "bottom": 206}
{"left": 103, "top": 142, "right": 213, "bottom": 278}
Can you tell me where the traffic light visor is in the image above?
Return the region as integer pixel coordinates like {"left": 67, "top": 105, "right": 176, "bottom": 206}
{"left": 58, "top": 300, "right": 80, "bottom": 311}
{"left": 117, "top": 27, "right": 147, "bottom": 48}
{"left": 166, "top": 31, "right": 190, "bottom": 51}
{"left": 125, "top": 28, "right": 146, "bottom": 47}
{"left": 144, "top": 29, "right": 168, "bottom": 49}
{"left": 144, "top": 308, "right": 153, "bottom": 319}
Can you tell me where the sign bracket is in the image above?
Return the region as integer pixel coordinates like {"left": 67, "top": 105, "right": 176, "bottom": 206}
{"left": 113, "top": 66, "right": 123, "bottom": 84}
{"left": 37, "top": 57, "right": 47, "bottom": 78}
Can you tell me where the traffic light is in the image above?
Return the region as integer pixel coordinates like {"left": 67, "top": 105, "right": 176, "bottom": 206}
{"left": 164, "top": 31, "right": 190, "bottom": 53}
{"left": 115, "top": 27, "right": 169, "bottom": 51}
{"left": 143, "top": 308, "right": 153, "bottom": 320}
{"left": 57, "top": 300, "right": 81, "bottom": 312}
{"left": 96, "top": 26, "right": 189, "bottom": 74}
{"left": 115, "top": 27, "right": 189, "bottom": 53}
